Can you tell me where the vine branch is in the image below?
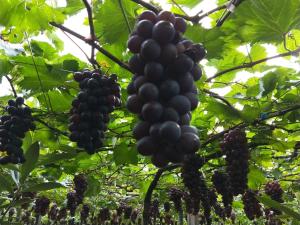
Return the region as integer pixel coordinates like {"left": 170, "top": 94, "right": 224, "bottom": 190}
{"left": 203, "top": 88, "right": 235, "bottom": 109}
{"left": 82, "top": 0, "right": 99, "bottom": 68}
{"left": 206, "top": 47, "right": 300, "bottom": 82}
{"left": 50, "top": 22, "right": 133, "bottom": 73}
{"left": 4, "top": 75, "right": 17, "bottom": 98}
{"left": 130, "top": 0, "right": 227, "bottom": 24}
{"left": 202, "top": 104, "right": 300, "bottom": 147}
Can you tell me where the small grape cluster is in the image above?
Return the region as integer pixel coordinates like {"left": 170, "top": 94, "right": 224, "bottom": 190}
{"left": 0, "top": 97, "right": 35, "bottom": 164}
{"left": 67, "top": 174, "right": 88, "bottom": 216}
{"left": 163, "top": 202, "right": 171, "bottom": 213}
{"left": 126, "top": 10, "right": 205, "bottom": 167}
{"left": 69, "top": 69, "right": 121, "bottom": 154}
{"left": 265, "top": 181, "right": 284, "bottom": 203}
{"left": 169, "top": 188, "right": 184, "bottom": 212}
{"left": 48, "top": 204, "right": 58, "bottom": 221}
{"left": 181, "top": 154, "right": 204, "bottom": 215}
{"left": 150, "top": 199, "right": 160, "bottom": 218}
{"left": 221, "top": 128, "right": 250, "bottom": 195}
{"left": 99, "top": 207, "right": 110, "bottom": 222}
{"left": 124, "top": 206, "right": 133, "bottom": 219}
{"left": 183, "top": 193, "right": 193, "bottom": 214}
{"left": 208, "top": 189, "right": 225, "bottom": 219}
{"left": 242, "top": 190, "right": 262, "bottom": 220}
{"left": 212, "top": 171, "right": 233, "bottom": 216}
{"left": 80, "top": 204, "right": 90, "bottom": 223}
{"left": 67, "top": 192, "right": 78, "bottom": 217}
{"left": 73, "top": 174, "right": 88, "bottom": 204}
{"left": 34, "top": 196, "right": 50, "bottom": 216}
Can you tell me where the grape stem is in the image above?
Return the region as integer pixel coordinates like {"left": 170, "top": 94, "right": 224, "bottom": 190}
{"left": 201, "top": 104, "right": 300, "bottom": 147}
{"left": 49, "top": 22, "right": 133, "bottom": 73}
{"left": 4, "top": 75, "right": 17, "bottom": 98}
{"left": 206, "top": 47, "right": 300, "bottom": 82}
{"left": 203, "top": 89, "right": 236, "bottom": 110}
{"left": 130, "top": 0, "right": 227, "bottom": 24}
{"left": 81, "top": 0, "right": 100, "bottom": 69}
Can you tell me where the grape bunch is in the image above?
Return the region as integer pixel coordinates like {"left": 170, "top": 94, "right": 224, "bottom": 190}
{"left": 34, "top": 196, "right": 50, "bottom": 216}
{"left": 265, "top": 181, "right": 283, "bottom": 203}
{"left": 168, "top": 188, "right": 184, "bottom": 212}
{"left": 67, "top": 192, "right": 78, "bottom": 217}
{"left": 221, "top": 128, "right": 250, "bottom": 195}
{"left": 0, "top": 97, "right": 35, "bottom": 164}
{"left": 212, "top": 171, "right": 233, "bottom": 216}
{"left": 242, "top": 190, "right": 262, "bottom": 220}
{"left": 126, "top": 10, "right": 205, "bottom": 167}
{"left": 73, "top": 174, "right": 88, "bottom": 204}
{"left": 48, "top": 204, "right": 58, "bottom": 221}
{"left": 181, "top": 154, "right": 204, "bottom": 215}
{"left": 80, "top": 204, "right": 90, "bottom": 224}
{"left": 99, "top": 207, "right": 110, "bottom": 222}
{"left": 69, "top": 69, "right": 121, "bottom": 154}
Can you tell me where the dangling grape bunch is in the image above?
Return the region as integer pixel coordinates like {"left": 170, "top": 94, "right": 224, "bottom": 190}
{"left": 69, "top": 69, "right": 121, "bottom": 154}
{"left": 126, "top": 10, "right": 205, "bottom": 167}
{"left": 242, "top": 190, "right": 262, "bottom": 220}
{"left": 0, "top": 97, "right": 35, "bottom": 164}
{"left": 221, "top": 128, "right": 250, "bottom": 195}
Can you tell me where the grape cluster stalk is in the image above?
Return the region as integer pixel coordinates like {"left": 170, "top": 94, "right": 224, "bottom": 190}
{"left": 69, "top": 69, "right": 121, "bottom": 154}
{"left": 0, "top": 97, "right": 35, "bottom": 164}
{"left": 126, "top": 10, "right": 206, "bottom": 167}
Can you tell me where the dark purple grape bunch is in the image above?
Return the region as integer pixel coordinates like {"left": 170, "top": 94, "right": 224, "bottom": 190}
{"left": 34, "top": 196, "right": 50, "bottom": 216}
{"left": 57, "top": 207, "right": 67, "bottom": 221}
{"left": 242, "top": 190, "right": 262, "bottom": 220}
{"left": 69, "top": 69, "right": 121, "bottom": 154}
{"left": 265, "top": 181, "right": 284, "bottom": 203}
{"left": 124, "top": 206, "right": 133, "bottom": 219}
{"left": 126, "top": 10, "right": 205, "bottom": 167}
{"left": 73, "top": 174, "right": 88, "bottom": 205}
{"left": 80, "top": 204, "right": 90, "bottom": 223}
{"left": 131, "top": 209, "right": 139, "bottom": 223}
{"left": 0, "top": 97, "right": 35, "bottom": 164}
{"left": 150, "top": 199, "right": 160, "bottom": 218}
{"left": 99, "top": 207, "right": 110, "bottom": 222}
{"left": 168, "top": 188, "right": 184, "bottom": 212}
{"left": 212, "top": 171, "right": 233, "bottom": 217}
{"left": 183, "top": 193, "right": 194, "bottom": 214}
{"left": 67, "top": 192, "right": 78, "bottom": 217}
{"left": 48, "top": 204, "right": 58, "bottom": 221}
{"left": 221, "top": 128, "right": 250, "bottom": 196}
{"left": 163, "top": 202, "right": 171, "bottom": 213}
{"left": 181, "top": 154, "right": 205, "bottom": 214}
{"left": 208, "top": 189, "right": 225, "bottom": 219}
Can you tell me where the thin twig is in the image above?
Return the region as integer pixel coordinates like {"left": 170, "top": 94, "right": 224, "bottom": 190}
{"left": 81, "top": 0, "right": 100, "bottom": 68}
{"left": 130, "top": 0, "right": 160, "bottom": 14}
{"left": 195, "top": 4, "right": 227, "bottom": 23}
{"left": 130, "top": 0, "right": 227, "bottom": 23}
{"left": 171, "top": 0, "right": 187, "bottom": 15}
{"left": 33, "top": 117, "right": 69, "bottom": 137}
{"left": 4, "top": 75, "right": 17, "bottom": 98}
{"left": 203, "top": 88, "right": 236, "bottom": 109}
{"left": 62, "top": 31, "right": 91, "bottom": 63}
{"left": 206, "top": 47, "right": 300, "bottom": 82}
{"left": 50, "top": 22, "right": 133, "bottom": 73}
{"left": 201, "top": 105, "right": 300, "bottom": 147}
{"left": 118, "top": 0, "right": 132, "bottom": 33}
{"left": 24, "top": 32, "right": 52, "bottom": 112}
